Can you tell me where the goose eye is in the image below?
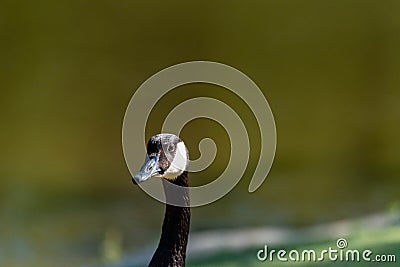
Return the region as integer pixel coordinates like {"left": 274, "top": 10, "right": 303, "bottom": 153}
{"left": 168, "top": 144, "right": 175, "bottom": 153}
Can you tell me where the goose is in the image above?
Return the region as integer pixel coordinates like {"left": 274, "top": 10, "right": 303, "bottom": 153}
{"left": 132, "top": 133, "right": 190, "bottom": 267}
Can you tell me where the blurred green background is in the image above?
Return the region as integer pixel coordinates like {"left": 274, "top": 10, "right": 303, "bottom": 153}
{"left": 1, "top": 0, "right": 399, "bottom": 266}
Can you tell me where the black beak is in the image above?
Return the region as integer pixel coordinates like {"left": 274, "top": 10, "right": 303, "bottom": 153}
{"left": 132, "top": 154, "right": 161, "bottom": 184}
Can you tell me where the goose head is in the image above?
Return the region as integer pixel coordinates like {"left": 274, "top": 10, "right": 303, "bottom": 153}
{"left": 132, "top": 133, "right": 189, "bottom": 184}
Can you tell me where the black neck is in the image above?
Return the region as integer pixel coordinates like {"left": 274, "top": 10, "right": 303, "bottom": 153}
{"left": 149, "top": 172, "right": 190, "bottom": 267}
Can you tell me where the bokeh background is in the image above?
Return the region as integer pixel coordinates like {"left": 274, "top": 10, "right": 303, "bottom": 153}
{"left": 1, "top": 1, "right": 399, "bottom": 266}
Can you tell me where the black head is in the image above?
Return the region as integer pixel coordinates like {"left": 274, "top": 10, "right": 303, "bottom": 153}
{"left": 132, "top": 134, "right": 189, "bottom": 184}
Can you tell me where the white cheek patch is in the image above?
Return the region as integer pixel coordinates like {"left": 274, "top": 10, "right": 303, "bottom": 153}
{"left": 163, "top": 141, "right": 188, "bottom": 180}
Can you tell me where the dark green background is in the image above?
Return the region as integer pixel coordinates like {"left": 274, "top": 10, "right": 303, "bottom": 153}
{"left": 1, "top": 1, "right": 399, "bottom": 266}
